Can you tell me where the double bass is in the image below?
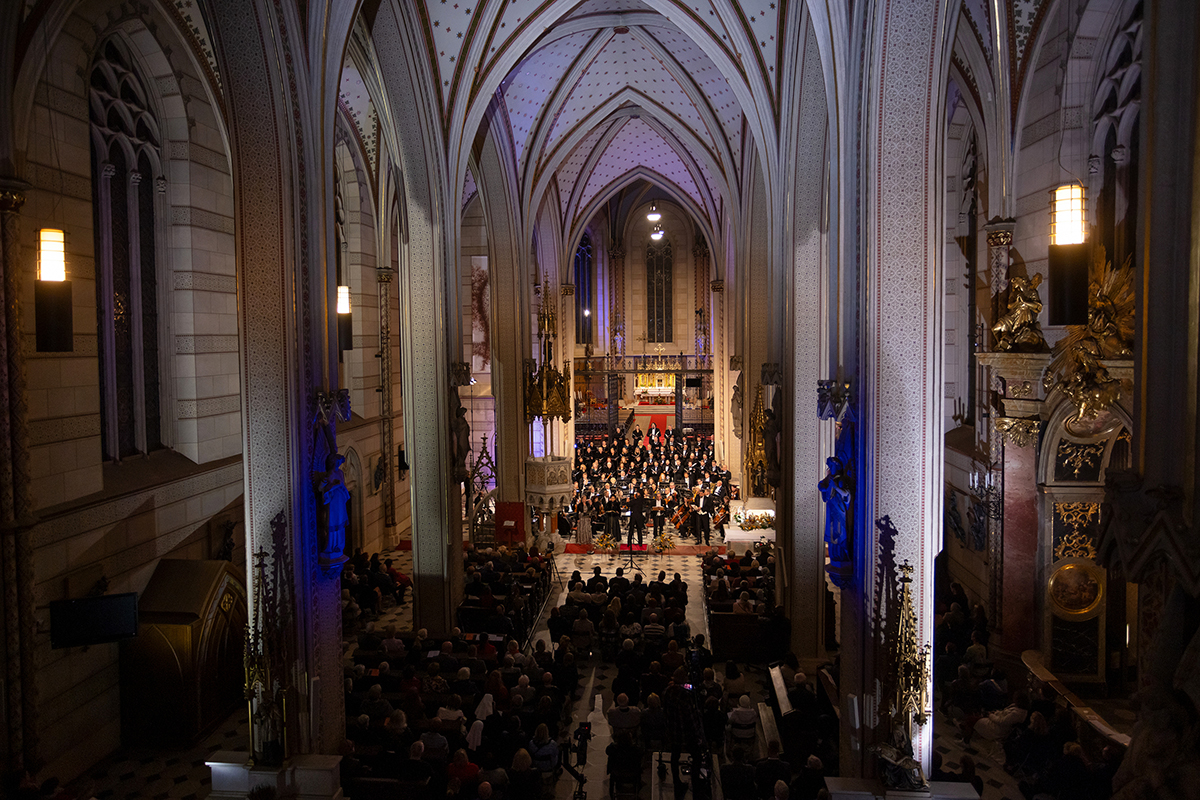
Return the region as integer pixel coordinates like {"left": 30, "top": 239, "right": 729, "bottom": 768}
{"left": 670, "top": 494, "right": 691, "bottom": 528}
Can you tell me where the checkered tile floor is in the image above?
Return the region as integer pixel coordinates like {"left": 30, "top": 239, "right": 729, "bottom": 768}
{"left": 932, "top": 711, "right": 1024, "bottom": 799}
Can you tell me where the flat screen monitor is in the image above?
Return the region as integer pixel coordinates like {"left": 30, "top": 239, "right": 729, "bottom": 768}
{"left": 50, "top": 592, "right": 139, "bottom": 649}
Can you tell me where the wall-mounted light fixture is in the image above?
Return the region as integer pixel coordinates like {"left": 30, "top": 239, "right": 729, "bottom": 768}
{"left": 337, "top": 285, "right": 353, "bottom": 350}
{"left": 36, "top": 229, "right": 73, "bottom": 352}
{"left": 583, "top": 308, "right": 591, "bottom": 317}
{"left": 396, "top": 446, "right": 411, "bottom": 481}
{"left": 1048, "top": 184, "right": 1089, "bottom": 326}
{"left": 650, "top": 224, "right": 664, "bottom": 242}
{"left": 646, "top": 203, "right": 661, "bottom": 223}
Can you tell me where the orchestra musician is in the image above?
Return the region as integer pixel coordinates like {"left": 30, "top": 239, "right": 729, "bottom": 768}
{"left": 693, "top": 487, "right": 713, "bottom": 546}
{"left": 651, "top": 491, "right": 667, "bottom": 541}
{"left": 604, "top": 490, "right": 622, "bottom": 540}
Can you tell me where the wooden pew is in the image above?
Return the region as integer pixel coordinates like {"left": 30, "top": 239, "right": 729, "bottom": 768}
{"left": 767, "top": 664, "right": 793, "bottom": 716}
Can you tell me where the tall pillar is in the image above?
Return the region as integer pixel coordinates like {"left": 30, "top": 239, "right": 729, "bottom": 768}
{"left": 378, "top": 267, "right": 397, "bottom": 534}
{"left": 0, "top": 182, "right": 39, "bottom": 771}
{"left": 840, "top": 0, "right": 956, "bottom": 778}
{"left": 205, "top": 0, "right": 349, "bottom": 762}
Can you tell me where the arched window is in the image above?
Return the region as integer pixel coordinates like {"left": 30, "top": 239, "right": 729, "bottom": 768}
{"left": 647, "top": 238, "right": 672, "bottom": 342}
{"left": 574, "top": 233, "right": 593, "bottom": 344}
{"left": 89, "top": 38, "right": 163, "bottom": 460}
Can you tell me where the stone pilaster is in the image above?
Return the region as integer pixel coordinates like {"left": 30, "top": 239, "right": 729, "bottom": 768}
{"left": 0, "top": 183, "right": 38, "bottom": 771}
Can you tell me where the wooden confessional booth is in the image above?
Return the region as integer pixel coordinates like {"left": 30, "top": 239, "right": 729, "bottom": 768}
{"left": 121, "top": 559, "right": 247, "bottom": 743}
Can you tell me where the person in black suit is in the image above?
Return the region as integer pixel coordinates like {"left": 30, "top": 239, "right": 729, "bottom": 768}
{"left": 629, "top": 489, "right": 647, "bottom": 546}
{"left": 694, "top": 488, "right": 713, "bottom": 545}
{"left": 651, "top": 491, "right": 667, "bottom": 541}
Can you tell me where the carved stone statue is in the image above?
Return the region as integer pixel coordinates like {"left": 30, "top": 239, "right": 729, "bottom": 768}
{"left": 991, "top": 273, "right": 1048, "bottom": 352}
{"left": 731, "top": 372, "right": 744, "bottom": 439}
{"left": 751, "top": 459, "right": 767, "bottom": 498}
{"left": 871, "top": 720, "right": 927, "bottom": 791}
{"left": 762, "top": 408, "right": 781, "bottom": 487}
{"left": 314, "top": 452, "right": 350, "bottom": 556}
{"left": 452, "top": 402, "right": 471, "bottom": 484}
{"left": 819, "top": 456, "right": 851, "bottom": 563}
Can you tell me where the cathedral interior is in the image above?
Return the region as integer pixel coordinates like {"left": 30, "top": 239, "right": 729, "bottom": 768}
{"left": 2, "top": 0, "right": 1200, "bottom": 798}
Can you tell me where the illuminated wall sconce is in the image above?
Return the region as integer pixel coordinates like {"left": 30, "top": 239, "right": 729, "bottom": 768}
{"left": 337, "top": 285, "right": 352, "bottom": 350}
{"left": 36, "top": 229, "right": 73, "bottom": 352}
{"left": 396, "top": 446, "right": 411, "bottom": 480}
{"left": 646, "top": 202, "right": 661, "bottom": 223}
{"left": 1048, "top": 184, "right": 1088, "bottom": 326}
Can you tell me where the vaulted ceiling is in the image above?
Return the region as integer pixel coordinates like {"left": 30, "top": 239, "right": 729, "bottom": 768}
{"left": 413, "top": 0, "right": 789, "bottom": 248}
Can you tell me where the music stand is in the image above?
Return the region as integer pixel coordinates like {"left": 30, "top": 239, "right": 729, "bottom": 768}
{"left": 544, "top": 540, "right": 564, "bottom": 587}
{"left": 621, "top": 525, "right": 645, "bottom": 575}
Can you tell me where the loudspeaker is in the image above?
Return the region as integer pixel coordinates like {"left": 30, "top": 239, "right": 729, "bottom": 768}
{"left": 35, "top": 280, "right": 73, "bottom": 352}
{"left": 1048, "top": 243, "right": 1089, "bottom": 326}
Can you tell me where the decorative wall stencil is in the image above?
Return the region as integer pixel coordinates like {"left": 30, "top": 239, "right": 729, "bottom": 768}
{"left": 556, "top": 125, "right": 612, "bottom": 217}
{"left": 499, "top": 30, "right": 595, "bottom": 171}
{"left": 1010, "top": 0, "right": 1044, "bottom": 69}
{"left": 576, "top": 118, "right": 708, "bottom": 220}
{"left": 168, "top": 0, "right": 223, "bottom": 94}
{"left": 1055, "top": 441, "right": 1106, "bottom": 481}
{"left": 962, "top": 0, "right": 992, "bottom": 59}
{"left": 1053, "top": 502, "right": 1100, "bottom": 561}
{"left": 544, "top": 30, "right": 713, "bottom": 151}
{"left": 339, "top": 58, "right": 379, "bottom": 177}
{"left": 462, "top": 168, "right": 477, "bottom": 210}
{"left": 643, "top": 23, "right": 744, "bottom": 156}
{"left": 726, "top": 0, "right": 785, "bottom": 103}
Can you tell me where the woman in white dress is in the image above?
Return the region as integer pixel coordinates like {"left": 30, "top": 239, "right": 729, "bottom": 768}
{"left": 577, "top": 499, "right": 593, "bottom": 553}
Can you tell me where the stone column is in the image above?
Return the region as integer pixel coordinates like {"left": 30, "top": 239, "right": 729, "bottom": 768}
{"left": 0, "top": 182, "right": 38, "bottom": 771}
{"left": 608, "top": 240, "right": 626, "bottom": 398}
{"left": 378, "top": 267, "right": 397, "bottom": 534}
{"left": 840, "top": 0, "right": 956, "bottom": 778}
{"left": 711, "top": 280, "right": 726, "bottom": 459}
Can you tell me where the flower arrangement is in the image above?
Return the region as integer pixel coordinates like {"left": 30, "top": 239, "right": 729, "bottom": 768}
{"left": 593, "top": 531, "right": 619, "bottom": 551}
{"left": 739, "top": 512, "right": 775, "bottom": 531}
{"left": 652, "top": 530, "right": 676, "bottom": 553}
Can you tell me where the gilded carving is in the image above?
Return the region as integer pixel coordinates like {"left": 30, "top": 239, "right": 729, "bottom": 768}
{"left": 1057, "top": 441, "right": 1106, "bottom": 479}
{"left": 986, "top": 229, "right": 1013, "bottom": 248}
{"left": 1009, "top": 381, "right": 1034, "bottom": 397}
{"left": 1043, "top": 248, "right": 1134, "bottom": 424}
{"left": 1053, "top": 502, "right": 1100, "bottom": 561}
{"left": 991, "top": 273, "right": 1048, "bottom": 352}
{"left": 995, "top": 417, "right": 1040, "bottom": 448}
{"left": 744, "top": 384, "right": 768, "bottom": 496}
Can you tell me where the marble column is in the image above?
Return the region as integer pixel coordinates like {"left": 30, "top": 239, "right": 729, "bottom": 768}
{"left": 998, "top": 426, "right": 1039, "bottom": 653}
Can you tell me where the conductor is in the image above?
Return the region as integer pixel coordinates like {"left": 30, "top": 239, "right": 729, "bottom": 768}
{"left": 628, "top": 490, "right": 647, "bottom": 546}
